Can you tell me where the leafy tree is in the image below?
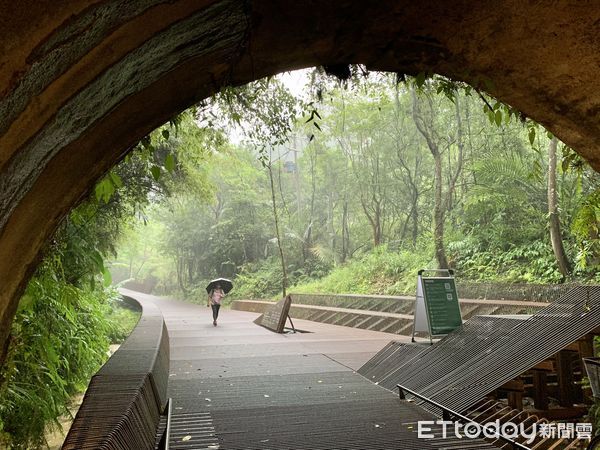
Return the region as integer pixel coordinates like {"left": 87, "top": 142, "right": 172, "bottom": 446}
{"left": 411, "top": 85, "right": 464, "bottom": 269}
{"left": 118, "top": 70, "right": 600, "bottom": 299}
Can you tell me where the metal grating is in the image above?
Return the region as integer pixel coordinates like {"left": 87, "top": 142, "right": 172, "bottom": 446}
{"left": 206, "top": 400, "right": 496, "bottom": 450}
{"left": 155, "top": 412, "right": 220, "bottom": 450}
{"left": 62, "top": 373, "right": 161, "bottom": 450}
{"left": 358, "top": 340, "right": 429, "bottom": 383}
{"left": 152, "top": 295, "right": 502, "bottom": 450}
{"left": 359, "top": 285, "right": 600, "bottom": 416}
{"left": 378, "top": 316, "right": 525, "bottom": 392}
{"left": 63, "top": 293, "right": 170, "bottom": 450}
{"left": 165, "top": 368, "right": 499, "bottom": 449}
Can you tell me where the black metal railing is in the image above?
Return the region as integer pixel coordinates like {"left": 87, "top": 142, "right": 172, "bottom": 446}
{"left": 157, "top": 398, "right": 173, "bottom": 450}
{"left": 397, "top": 384, "right": 530, "bottom": 450}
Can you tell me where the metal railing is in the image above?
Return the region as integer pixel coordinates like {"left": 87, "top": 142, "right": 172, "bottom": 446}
{"left": 397, "top": 384, "right": 531, "bottom": 450}
{"left": 157, "top": 398, "right": 173, "bottom": 450}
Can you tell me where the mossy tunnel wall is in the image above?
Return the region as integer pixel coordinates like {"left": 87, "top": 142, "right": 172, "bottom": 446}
{"left": 1, "top": 0, "right": 599, "bottom": 366}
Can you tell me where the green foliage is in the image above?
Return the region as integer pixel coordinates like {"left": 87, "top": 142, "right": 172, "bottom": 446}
{"left": 229, "top": 258, "right": 286, "bottom": 299}
{"left": 571, "top": 188, "right": 600, "bottom": 274}
{"left": 587, "top": 399, "right": 600, "bottom": 438}
{"left": 449, "top": 240, "right": 563, "bottom": 283}
{"left": 211, "top": 78, "right": 302, "bottom": 163}
{"left": 289, "top": 244, "right": 434, "bottom": 296}
{"left": 157, "top": 146, "right": 272, "bottom": 292}
{"left": 0, "top": 262, "right": 111, "bottom": 449}
{"left": 104, "top": 298, "right": 141, "bottom": 344}
{"left": 179, "top": 283, "right": 213, "bottom": 306}
{"left": 231, "top": 255, "right": 331, "bottom": 300}
{"left": 460, "top": 152, "right": 547, "bottom": 249}
{"left": 115, "top": 71, "right": 600, "bottom": 304}
{"left": 0, "top": 276, "right": 139, "bottom": 449}
{"left": 109, "top": 219, "right": 174, "bottom": 292}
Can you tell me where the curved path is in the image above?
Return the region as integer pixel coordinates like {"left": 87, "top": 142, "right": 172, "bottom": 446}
{"left": 122, "top": 290, "right": 496, "bottom": 449}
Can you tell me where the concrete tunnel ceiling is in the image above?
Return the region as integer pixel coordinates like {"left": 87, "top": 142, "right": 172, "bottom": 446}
{"left": 1, "top": 0, "right": 600, "bottom": 364}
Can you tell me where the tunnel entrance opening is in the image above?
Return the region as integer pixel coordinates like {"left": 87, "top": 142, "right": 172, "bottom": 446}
{"left": 2, "top": 3, "right": 600, "bottom": 363}
{"left": 2, "top": 4, "right": 600, "bottom": 446}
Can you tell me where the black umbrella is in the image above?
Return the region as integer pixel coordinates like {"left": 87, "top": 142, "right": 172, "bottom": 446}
{"left": 206, "top": 278, "right": 233, "bottom": 294}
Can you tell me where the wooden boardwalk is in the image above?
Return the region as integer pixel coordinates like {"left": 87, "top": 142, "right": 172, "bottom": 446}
{"left": 126, "top": 292, "right": 497, "bottom": 450}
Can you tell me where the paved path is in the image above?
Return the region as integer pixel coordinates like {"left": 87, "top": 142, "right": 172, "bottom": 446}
{"left": 126, "top": 292, "right": 496, "bottom": 450}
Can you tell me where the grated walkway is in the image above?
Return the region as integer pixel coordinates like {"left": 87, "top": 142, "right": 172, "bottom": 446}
{"left": 126, "top": 292, "right": 497, "bottom": 449}
{"left": 359, "top": 285, "right": 600, "bottom": 416}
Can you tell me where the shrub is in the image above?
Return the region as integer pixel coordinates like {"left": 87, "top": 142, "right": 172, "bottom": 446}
{"left": 0, "top": 264, "right": 115, "bottom": 449}
{"left": 290, "top": 245, "right": 435, "bottom": 296}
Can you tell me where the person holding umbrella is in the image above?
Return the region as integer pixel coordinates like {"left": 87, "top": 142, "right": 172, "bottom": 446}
{"left": 206, "top": 278, "right": 233, "bottom": 326}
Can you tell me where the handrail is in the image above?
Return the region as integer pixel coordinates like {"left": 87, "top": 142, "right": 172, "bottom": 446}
{"left": 396, "top": 384, "right": 530, "bottom": 450}
{"left": 157, "top": 398, "right": 173, "bottom": 450}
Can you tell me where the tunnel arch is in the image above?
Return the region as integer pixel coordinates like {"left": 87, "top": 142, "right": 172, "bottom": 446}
{"left": 1, "top": 0, "right": 600, "bottom": 364}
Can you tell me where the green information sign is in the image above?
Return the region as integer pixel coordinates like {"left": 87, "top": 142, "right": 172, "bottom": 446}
{"left": 422, "top": 277, "right": 462, "bottom": 336}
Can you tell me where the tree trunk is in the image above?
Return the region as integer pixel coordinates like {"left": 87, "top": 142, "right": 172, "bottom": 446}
{"left": 341, "top": 198, "right": 349, "bottom": 263}
{"left": 177, "top": 256, "right": 188, "bottom": 294}
{"left": 374, "top": 199, "right": 382, "bottom": 246}
{"left": 268, "top": 160, "right": 288, "bottom": 296}
{"left": 327, "top": 194, "right": 336, "bottom": 260}
{"left": 412, "top": 203, "right": 419, "bottom": 246}
{"left": 432, "top": 154, "right": 449, "bottom": 268}
{"left": 548, "top": 137, "right": 571, "bottom": 277}
{"left": 411, "top": 88, "right": 449, "bottom": 268}
{"left": 411, "top": 157, "right": 419, "bottom": 248}
{"left": 361, "top": 196, "right": 382, "bottom": 247}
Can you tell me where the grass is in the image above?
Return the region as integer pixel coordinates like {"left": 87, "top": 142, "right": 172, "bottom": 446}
{"left": 105, "top": 298, "right": 142, "bottom": 344}
{"left": 289, "top": 245, "right": 434, "bottom": 296}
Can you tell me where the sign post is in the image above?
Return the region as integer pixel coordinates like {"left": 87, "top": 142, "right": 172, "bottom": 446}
{"left": 412, "top": 269, "right": 462, "bottom": 344}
